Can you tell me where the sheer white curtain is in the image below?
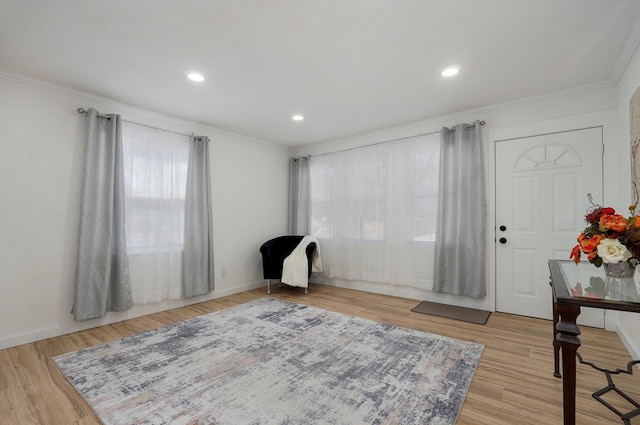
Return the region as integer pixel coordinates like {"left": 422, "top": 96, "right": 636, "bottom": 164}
{"left": 121, "top": 122, "right": 189, "bottom": 304}
{"left": 309, "top": 133, "right": 440, "bottom": 290}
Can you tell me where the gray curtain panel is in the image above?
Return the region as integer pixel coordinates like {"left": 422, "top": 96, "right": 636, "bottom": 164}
{"left": 433, "top": 121, "right": 487, "bottom": 298}
{"left": 73, "top": 109, "right": 133, "bottom": 321}
{"left": 181, "top": 136, "right": 214, "bottom": 297}
{"left": 288, "top": 156, "right": 310, "bottom": 235}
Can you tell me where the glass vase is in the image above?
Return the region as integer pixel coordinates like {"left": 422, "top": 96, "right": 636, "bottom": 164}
{"left": 603, "top": 261, "right": 636, "bottom": 278}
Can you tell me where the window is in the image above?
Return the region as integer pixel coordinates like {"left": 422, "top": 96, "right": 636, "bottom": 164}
{"left": 405, "top": 137, "right": 440, "bottom": 242}
{"left": 309, "top": 132, "right": 440, "bottom": 244}
{"left": 307, "top": 132, "right": 440, "bottom": 289}
{"left": 309, "top": 155, "right": 334, "bottom": 239}
{"left": 121, "top": 122, "right": 190, "bottom": 254}
{"left": 342, "top": 146, "right": 388, "bottom": 242}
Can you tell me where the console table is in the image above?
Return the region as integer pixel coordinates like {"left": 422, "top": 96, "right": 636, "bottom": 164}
{"left": 548, "top": 260, "right": 640, "bottom": 425}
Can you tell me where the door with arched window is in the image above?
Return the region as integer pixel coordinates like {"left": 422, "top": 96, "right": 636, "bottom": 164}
{"left": 495, "top": 127, "right": 604, "bottom": 327}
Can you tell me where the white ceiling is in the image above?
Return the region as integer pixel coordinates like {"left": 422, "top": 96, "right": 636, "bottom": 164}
{"left": 2, "top": 1, "right": 640, "bottom": 147}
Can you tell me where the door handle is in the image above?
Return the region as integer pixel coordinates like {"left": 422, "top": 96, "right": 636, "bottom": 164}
{"left": 499, "top": 237, "right": 507, "bottom": 244}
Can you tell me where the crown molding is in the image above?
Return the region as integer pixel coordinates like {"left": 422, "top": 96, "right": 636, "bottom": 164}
{"left": 0, "top": 70, "right": 288, "bottom": 151}
{"left": 295, "top": 80, "right": 616, "bottom": 153}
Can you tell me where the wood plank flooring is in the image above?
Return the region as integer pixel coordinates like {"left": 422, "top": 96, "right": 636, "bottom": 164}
{"left": 1, "top": 284, "right": 639, "bottom": 424}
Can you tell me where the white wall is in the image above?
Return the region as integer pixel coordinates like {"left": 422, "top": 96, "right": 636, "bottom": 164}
{"left": 0, "top": 74, "right": 290, "bottom": 349}
{"left": 294, "top": 83, "right": 621, "bottom": 314}
{"left": 613, "top": 38, "right": 640, "bottom": 359}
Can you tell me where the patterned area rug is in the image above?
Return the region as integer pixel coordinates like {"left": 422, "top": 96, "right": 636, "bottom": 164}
{"left": 54, "top": 298, "right": 484, "bottom": 425}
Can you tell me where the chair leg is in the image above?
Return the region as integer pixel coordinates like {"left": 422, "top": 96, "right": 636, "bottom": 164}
{"left": 304, "top": 286, "right": 308, "bottom": 294}
{"left": 267, "top": 279, "right": 271, "bottom": 294}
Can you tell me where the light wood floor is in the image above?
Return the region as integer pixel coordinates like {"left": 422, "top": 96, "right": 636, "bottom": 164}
{"left": 2, "top": 284, "right": 639, "bottom": 424}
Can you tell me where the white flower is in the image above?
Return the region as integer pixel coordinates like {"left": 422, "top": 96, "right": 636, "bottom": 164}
{"left": 597, "top": 238, "right": 633, "bottom": 263}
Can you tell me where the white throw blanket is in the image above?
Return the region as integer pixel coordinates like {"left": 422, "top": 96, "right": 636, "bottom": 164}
{"left": 281, "top": 236, "right": 323, "bottom": 288}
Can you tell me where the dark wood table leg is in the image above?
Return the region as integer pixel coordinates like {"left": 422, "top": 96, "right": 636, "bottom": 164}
{"left": 552, "top": 285, "right": 561, "bottom": 378}
{"left": 556, "top": 303, "right": 581, "bottom": 425}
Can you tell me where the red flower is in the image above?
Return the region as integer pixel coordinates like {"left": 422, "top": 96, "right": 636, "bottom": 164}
{"left": 570, "top": 244, "right": 581, "bottom": 264}
{"left": 580, "top": 234, "right": 602, "bottom": 255}
{"left": 599, "top": 214, "right": 628, "bottom": 233}
{"left": 586, "top": 207, "right": 615, "bottom": 223}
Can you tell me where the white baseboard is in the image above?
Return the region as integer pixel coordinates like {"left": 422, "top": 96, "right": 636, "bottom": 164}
{"left": 2, "top": 279, "right": 498, "bottom": 350}
{"left": 616, "top": 318, "right": 640, "bottom": 360}
{"left": 312, "top": 277, "right": 493, "bottom": 312}
{"left": 0, "top": 281, "right": 266, "bottom": 350}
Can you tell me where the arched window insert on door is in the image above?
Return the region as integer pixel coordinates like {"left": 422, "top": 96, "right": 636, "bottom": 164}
{"left": 513, "top": 143, "right": 582, "bottom": 171}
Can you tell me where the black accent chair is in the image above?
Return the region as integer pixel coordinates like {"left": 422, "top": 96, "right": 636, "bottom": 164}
{"left": 259, "top": 236, "right": 317, "bottom": 294}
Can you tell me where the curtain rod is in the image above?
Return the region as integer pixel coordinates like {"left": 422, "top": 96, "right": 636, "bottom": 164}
{"left": 77, "top": 107, "right": 193, "bottom": 138}
{"left": 77, "top": 107, "right": 111, "bottom": 119}
{"left": 307, "top": 120, "right": 486, "bottom": 158}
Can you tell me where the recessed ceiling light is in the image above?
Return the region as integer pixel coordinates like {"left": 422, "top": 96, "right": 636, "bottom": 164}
{"left": 292, "top": 115, "right": 304, "bottom": 121}
{"left": 441, "top": 67, "right": 460, "bottom": 77}
{"left": 187, "top": 72, "right": 205, "bottom": 82}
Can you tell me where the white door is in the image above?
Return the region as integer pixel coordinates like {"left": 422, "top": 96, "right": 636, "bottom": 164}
{"left": 495, "top": 127, "right": 604, "bottom": 327}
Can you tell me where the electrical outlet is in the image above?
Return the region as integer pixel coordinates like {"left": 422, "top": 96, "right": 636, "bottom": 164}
{"left": 221, "top": 269, "right": 228, "bottom": 278}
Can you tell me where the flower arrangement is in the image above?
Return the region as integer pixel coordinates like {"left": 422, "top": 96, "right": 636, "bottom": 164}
{"left": 570, "top": 194, "right": 640, "bottom": 266}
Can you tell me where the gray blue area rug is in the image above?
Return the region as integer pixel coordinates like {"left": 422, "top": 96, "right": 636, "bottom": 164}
{"left": 54, "top": 298, "right": 484, "bottom": 425}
